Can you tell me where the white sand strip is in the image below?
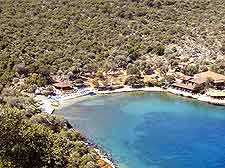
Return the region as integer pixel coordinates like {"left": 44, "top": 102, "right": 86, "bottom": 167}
{"left": 97, "top": 86, "right": 165, "bottom": 94}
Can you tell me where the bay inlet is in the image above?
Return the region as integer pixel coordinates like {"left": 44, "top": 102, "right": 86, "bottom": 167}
{"left": 55, "top": 93, "right": 225, "bottom": 168}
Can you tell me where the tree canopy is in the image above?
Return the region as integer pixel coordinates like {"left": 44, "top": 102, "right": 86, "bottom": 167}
{"left": 0, "top": 106, "right": 98, "bottom": 168}
{"left": 0, "top": 0, "right": 225, "bottom": 84}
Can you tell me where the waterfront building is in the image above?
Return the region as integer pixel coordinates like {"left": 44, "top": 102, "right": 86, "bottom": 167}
{"left": 52, "top": 82, "right": 74, "bottom": 93}
{"left": 171, "top": 71, "right": 225, "bottom": 93}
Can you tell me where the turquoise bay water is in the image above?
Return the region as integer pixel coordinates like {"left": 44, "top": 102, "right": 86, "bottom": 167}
{"left": 56, "top": 93, "right": 225, "bottom": 168}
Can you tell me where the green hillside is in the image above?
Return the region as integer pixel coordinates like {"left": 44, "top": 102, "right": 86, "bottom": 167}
{"left": 0, "top": 0, "right": 225, "bottom": 82}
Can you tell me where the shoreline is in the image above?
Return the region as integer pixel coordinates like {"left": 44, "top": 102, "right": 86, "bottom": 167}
{"left": 56, "top": 86, "right": 225, "bottom": 109}
{"left": 54, "top": 96, "right": 118, "bottom": 168}
{"left": 35, "top": 95, "right": 117, "bottom": 168}
{"left": 58, "top": 87, "right": 166, "bottom": 108}
{"left": 167, "top": 88, "right": 225, "bottom": 106}
{"left": 88, "top": 139, "right": 117, "bottom": 168}
{"left": 95, "top": 148, "right": 116, "bottom": 168}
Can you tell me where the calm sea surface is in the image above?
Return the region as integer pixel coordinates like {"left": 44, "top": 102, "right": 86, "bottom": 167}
{"left": 55, "top": 93, "right": 225, "bottom": 168}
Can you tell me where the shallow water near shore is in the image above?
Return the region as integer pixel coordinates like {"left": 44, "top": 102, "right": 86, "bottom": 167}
{"left": 55, "top": 92, "right": 225, "bottom": 168}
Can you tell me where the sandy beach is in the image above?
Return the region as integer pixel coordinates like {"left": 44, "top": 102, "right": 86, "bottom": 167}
{"left": 56, "top": 86, "right": 225, "bottom": 109}
{"left": 37, "top": 85, "right": 225, "bottom": 116}
{"left": 198, "top": 95, "right": 225, "bottom": 106}
{"left": 55, "top": 87, "right": 165, "bottom": 109}
{"left": 58, "top": 95, "right": 95, "bottom": 109}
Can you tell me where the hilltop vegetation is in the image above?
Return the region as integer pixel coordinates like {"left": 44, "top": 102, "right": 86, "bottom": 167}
{"left": 1, "top": 0, "right": 225, "bottom": 85}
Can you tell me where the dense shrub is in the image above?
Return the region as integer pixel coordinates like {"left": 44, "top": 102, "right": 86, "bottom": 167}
{"left": 0, "top": 0, "right": 224, "bottom": 84}
{"left": 0, "top": 106, "right": 97, "bottom": 168}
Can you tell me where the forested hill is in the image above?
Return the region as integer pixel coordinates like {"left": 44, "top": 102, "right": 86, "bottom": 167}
{"left": 1, "top": 0, "right": 225, "bottom": 84}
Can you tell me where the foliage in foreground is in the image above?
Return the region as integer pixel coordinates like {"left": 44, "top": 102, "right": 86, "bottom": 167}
{"left": 0, "top": 106, "right": 98, "bottom": 168}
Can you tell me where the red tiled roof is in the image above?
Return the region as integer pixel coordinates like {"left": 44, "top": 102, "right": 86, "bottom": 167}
{"left": 172, "top": 82, "right": 195, "bottom": 91}
{"left": 180, "top": 75, "right": 192, "bottom": 81}
{"left": 53, "top": 82, "right": 73, "bottom": 88}
{"left": 189, "top": 78, "right": 206, "bottom": 85}
{"left": 50, "top": 75, "right": 63, "bottom": 83}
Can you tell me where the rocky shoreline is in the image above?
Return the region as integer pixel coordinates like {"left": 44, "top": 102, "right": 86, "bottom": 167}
{"left": 45, "top": 86, "right": 224, "bottom": 168}
{"left": 86, "top": 137, "right": 117, "bottom": 168}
